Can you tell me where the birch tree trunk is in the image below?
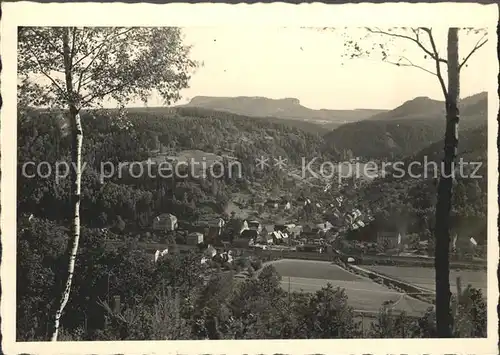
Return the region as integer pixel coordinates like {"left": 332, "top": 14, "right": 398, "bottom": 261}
{"left": 434, "top": 27, "right": 459, "bottom": 338}
{"left": 51, "top": 27, "right": 83, "bottom": 342}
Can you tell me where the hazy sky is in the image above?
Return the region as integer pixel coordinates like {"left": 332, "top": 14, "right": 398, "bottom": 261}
{"left": 145, "top": 27, "right": 491, "bottom": 110}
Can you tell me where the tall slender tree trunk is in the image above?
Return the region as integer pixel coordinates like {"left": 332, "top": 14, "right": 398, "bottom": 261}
{"left": 51, "top": 27, "right": 83, "bottom": 341}
{"left": 434, "top": 27, "right": 459, "bottom": 338}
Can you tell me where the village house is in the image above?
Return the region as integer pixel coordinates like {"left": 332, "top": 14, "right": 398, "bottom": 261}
{"left": 345, "top": 209, "right": 362, "bottom": 225}
{"left": 186, "top": 232, "right": 204, "bottom": 245}
{"left": 279, "top": 198, "right": 291, "bottom": 210}
{"left": 195, "top": 217, "right": 227, "bottom": 244}
{"left": 205, "top": 217, "right": 226, "bottom": 235}
{"left": 274, "top": 224, "right": 286, "bottom": 232}
{"left": 288, "top": 225, "right": 303, "bottom": 238}
{"left": 271, "top": 231, "right": 282, "bottom": 244}
{"left": 316, "top": 221, "right": 334, "bottom": 233}
{"left": 255, "top": 224, "right": 274, "bottom": 244}
{"left": 153, "top": 248, "right": 169, "bottom": 263}
{"left": 215, "top": 250, "right": 233, "bottom": 263}
{"left": 152, "top": 213, "right": 178, "bottom": 232}
{"left": 247, "top": 220, "right": 262, "bottom": 232}
{"left": 192, "top": 217, "right": 225, "bottom": 230}
{"left": 271, "top": 230, "right": 289, "bottom": 244}
{"left": 272, "top": 223, "right": 298, "bottom": 239}
{"left": 351, "top": 219, "right": 366, "bottom": 230}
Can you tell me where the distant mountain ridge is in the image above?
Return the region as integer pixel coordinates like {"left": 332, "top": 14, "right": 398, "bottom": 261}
{"left": 368, "top": 96, "right": 444, "bottom": 121}
{"left": 129, "top": 92, "right": 487, "bottom": 161}
{"left": 323, "top": 92, "right": 487, "bottom": 159}
{"left": 369, "top": 92, "right": 487, "bottom": 121}
{"left": 179, "top": 95, "right": 387, "bottom": 128}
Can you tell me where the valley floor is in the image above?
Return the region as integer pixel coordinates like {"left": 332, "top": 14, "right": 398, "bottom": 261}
{"left": 268, "top": 259, "right": 433, "bottom": 317}
{"left": 364, "top": 265, "right": 487, "bottom": 295}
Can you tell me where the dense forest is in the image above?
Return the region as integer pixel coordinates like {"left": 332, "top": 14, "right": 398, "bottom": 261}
{"left": 347, "top": 124, "right": 487, "bottom": 254}
{"left": 18, "top": 107, "right": 329, "bottom": 227}
{"left": 322, "top": 93, "right": 487, "bottom": 159}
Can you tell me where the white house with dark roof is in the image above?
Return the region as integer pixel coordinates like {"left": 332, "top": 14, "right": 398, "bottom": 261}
{"left": 271, "top": 230, "right": 289, "bottom": 244}
{"left": 247, "top": 220, "right": 261, "bottom": 232}
{"left": 153, "top": 213, "right": 178, "bottom": 231}
{"left": 186, "top": 232, "right": 204, "bottom": 245}
{"left": 316, "top": 221, "right": 333, "bottom": 232}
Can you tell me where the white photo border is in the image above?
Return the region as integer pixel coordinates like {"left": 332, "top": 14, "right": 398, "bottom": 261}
{"left": 1, "top": 2, "right": 499, "bottom": 354}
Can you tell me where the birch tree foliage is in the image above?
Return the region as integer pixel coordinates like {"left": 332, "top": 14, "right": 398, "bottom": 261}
{"left": 17, "top": 26, "right": 198, "bottom": 341}
{"left": 18, "top": 27, "right": 198, "bottom": 112}
{"left": 336, "top": 27, "right": 487, "bottom": 98}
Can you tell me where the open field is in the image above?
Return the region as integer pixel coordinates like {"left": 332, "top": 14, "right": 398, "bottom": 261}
{"left": 272, "top": 259, "right": 360, "bottom": 281}
{"left": 365, "top": 265, "right": 487, "bottom": 295}
{"left": 358, "top": 254, "right": 486, "bottom": 269}
{"left": 271, "top": 259, "right": 432, "bottom": 316}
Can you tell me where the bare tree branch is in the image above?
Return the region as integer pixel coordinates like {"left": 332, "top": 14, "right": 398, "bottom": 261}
{"left": 422, "top": 28, "right": 448, "bottom": 98}
{"left": 367, "top": 27, "right": 448, "bottom": 64}
{"left": 79, "top": 75, "right": 95, "bottom": 90}
{"left": 459, "top": 33, "right": 488, "bottom": 70}
{"left": 385, "top": 56, "right": 438, "bottom": 76}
